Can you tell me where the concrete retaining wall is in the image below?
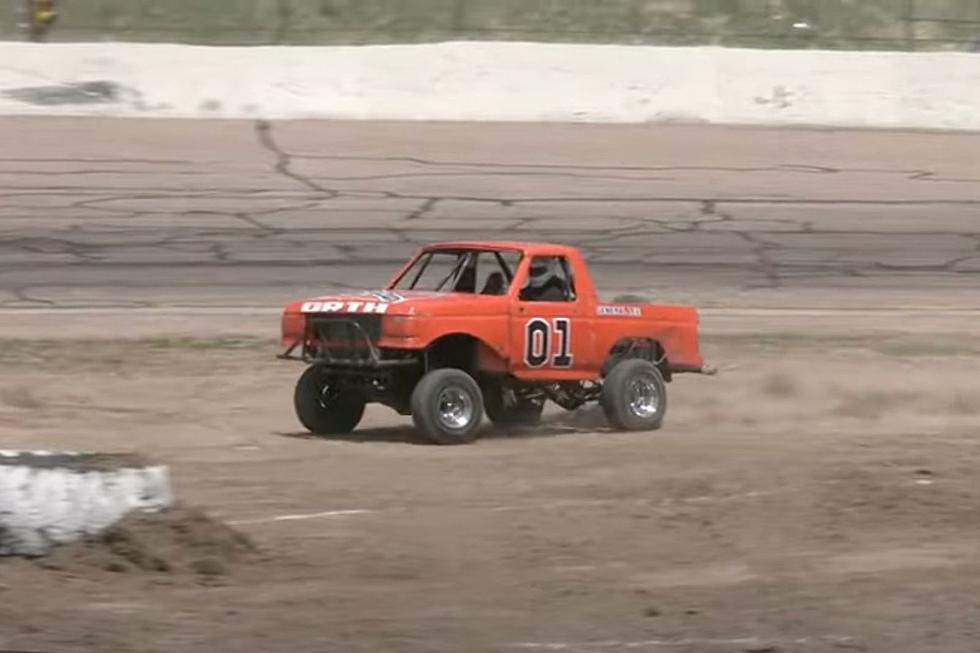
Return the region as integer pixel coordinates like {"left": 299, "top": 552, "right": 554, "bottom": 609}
{"left": 1, "top": 41, "right": 979, "bottom": 130}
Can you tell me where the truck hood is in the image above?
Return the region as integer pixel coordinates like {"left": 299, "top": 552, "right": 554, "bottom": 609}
{"left": 284, "top": 289, "right": 505, "bottom": 316}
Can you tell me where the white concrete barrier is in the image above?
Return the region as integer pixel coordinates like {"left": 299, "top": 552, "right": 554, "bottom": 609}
{"left": 0, "top": 41, "right": 978, "bottom": 130}
{"left": 0, "top": 451, "right": 174, "bottom": 556}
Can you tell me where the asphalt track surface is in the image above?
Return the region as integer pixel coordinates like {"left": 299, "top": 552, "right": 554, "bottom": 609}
{"left": 2, "top": 118, "right": 979, "bottom": 316}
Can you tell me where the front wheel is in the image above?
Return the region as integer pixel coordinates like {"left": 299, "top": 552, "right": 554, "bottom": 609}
{"left": 600, "top": 359, "right": 667, "bottom": 431}
{"left": 294, "top": 366, "right": 366, "bottom": 436}
{"left": 411, "top": 369, "right": 484, "bottom": 445}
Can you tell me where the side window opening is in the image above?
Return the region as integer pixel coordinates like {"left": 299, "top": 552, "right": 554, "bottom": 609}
{"left": 520, "top": 256, "right": 576, "bottom": 303}
{"left": 477, "top": 250, "right": 521, "bottom": 295}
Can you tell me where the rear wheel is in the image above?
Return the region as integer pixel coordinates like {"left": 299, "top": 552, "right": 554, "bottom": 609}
{"left": 411, "top": 369, "right": 484, "bottom": 445}
{"left": 600, "top": 359, "right": 667, "bottom": 431}
{"left": 294, "top": 366, "right": 366, "bottom": 435}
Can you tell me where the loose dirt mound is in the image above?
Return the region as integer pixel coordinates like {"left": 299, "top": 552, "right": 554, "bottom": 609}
{"left": 30, "top": 504, "right": 257, "bottom": 579}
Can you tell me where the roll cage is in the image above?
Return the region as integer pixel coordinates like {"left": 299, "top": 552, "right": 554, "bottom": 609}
{"left": 390, "top": 248, "right": 522, "bottom": 295}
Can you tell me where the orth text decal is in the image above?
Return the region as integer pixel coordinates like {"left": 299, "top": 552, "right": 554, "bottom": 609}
{"left": 301, "top": 301, "right": 389, "bottom": 314}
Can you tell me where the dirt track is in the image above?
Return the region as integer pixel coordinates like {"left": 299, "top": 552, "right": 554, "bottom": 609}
{"left": 1, "top": 119, "right": 979, "bottom": 653}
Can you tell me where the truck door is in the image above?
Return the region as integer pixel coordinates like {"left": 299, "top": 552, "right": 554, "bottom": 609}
{"left": 509, "top": 254, "right": 591, "bottom": 377}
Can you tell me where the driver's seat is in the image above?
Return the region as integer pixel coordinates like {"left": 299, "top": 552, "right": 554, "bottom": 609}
{"left": 481, "top": 271, "right": 506, "bottom": 295}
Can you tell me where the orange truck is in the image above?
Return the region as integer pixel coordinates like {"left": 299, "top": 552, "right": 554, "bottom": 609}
{"left": 279, "top": 241, "right": 713, "bottom": 444}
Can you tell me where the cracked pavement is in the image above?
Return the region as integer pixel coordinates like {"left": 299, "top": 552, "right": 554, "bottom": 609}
{"left": 1, "top": 117, "right": 979, "bottom": 309}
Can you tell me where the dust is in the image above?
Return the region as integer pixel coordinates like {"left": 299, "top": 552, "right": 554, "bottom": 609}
{"left": 553, "top": 405, "right": 609, "bottom": 430}
{"left": 26, "top": 504, "right": 257, "bottom": 580}
{"left": 761, "top": 371, "right": 797, "bottom": 398}
{"left": 946, "top": 393, "right": 980, "bottom": 416}
{"left": 0, "top": 386, "right": 43, "bottom": 410}
{"left": 832, "top": 389, "right": 922, "bottom": 420}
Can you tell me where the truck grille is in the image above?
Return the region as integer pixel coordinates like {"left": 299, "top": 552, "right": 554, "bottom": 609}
{"left": 308, "top": 314, "right": 382, "bottom": 362}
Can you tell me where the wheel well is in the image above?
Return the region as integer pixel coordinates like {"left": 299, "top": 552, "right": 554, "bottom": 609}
{"left": 423, "top": 333, "right": 484, "bottom": 374}
{"left": 602, "top": 337, "right": 669, "bottom": 380}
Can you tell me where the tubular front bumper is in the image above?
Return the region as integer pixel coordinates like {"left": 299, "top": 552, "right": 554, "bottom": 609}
{"left": 278, "top": 316, "right": 418, "bottom": 369}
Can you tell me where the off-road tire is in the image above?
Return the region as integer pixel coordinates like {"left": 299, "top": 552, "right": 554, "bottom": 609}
{"left": 483, "top": 382, "right": 544, "bottom": 428}
{"left": 600, "top": 359, "right": 667, "bottom": 431}
{"left": 411, "top": 369, "right": 484, "bottom": 445}
{"left": 294, "top": 366, "right": 366, "bottom": 435}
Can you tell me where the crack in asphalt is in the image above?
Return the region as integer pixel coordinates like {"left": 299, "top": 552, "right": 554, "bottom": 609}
{"left": 254, "top": 120, "right": 335, "bottom": 195}
{"left": 405, "top": 197, "right": 441, "bottom": 221}
{"left": 279, "top": 152, "right": 980, "bottom": 182}
{"left": 1, "top": 120, "right": 978, "bottom": 307}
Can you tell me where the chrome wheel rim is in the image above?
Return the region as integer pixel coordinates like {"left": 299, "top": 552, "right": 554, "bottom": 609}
{"left": 627, "top": 375, "right": 660, "bottom": 419}
{"left": 437, "top": 387, "right": 473, "bottom": 430}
